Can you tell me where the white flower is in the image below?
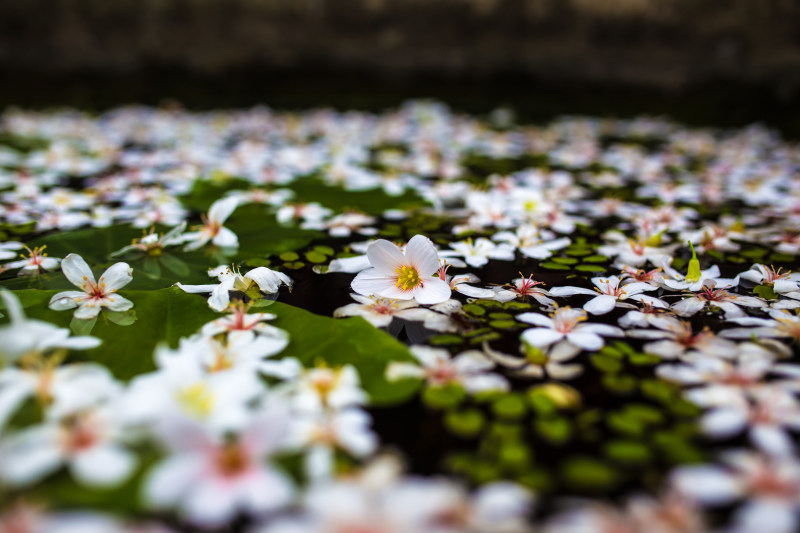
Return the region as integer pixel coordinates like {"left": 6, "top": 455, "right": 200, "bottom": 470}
{"left": 0, "top": 289, "right": 101, "bottom": 365}
{"left": 182, "top": 196, "right": 239, "bottom": 251}
{"left": 291, "top": 365, "right": 368, "bottom": 413}
{"left": 448, "top": 237, "right": 515, "bottom": 267}
{"left": 334, "top": 293, "right": 456, "bottom": 331}
{"left": 177, "top": 265, "right": 292, "bottom": 312}
{"left": 199, "top": 302, "right": 288, "bottom": 344}
{"left": 255, "top": 474, "right": 534, "bottom": 533}
{"left": 351, "top": 234, "right": 451, "bottom": 305}
{"left": 518, "top": 307, "right": 623, "bottom": 352}
{"left": 48, "top": 254, "right": 134, "bottom": 320}
{"left": 672, "top": 451, "right": 800, "bottom": 533}
{"left": 289, "top": 408, "right": 378, "bottom": 480}
{"left": 739, "top": 264, "right": 800, "bottom": 297}
{"left": 0, "top": 406, "right": 136, "bottom": 488}
{"left": 143, "top": 408, "right": 293, "bottom": 527}
{"left": 437, "top": 263, "right": 498, "bottom": 300}
{"left": 627, "top": 316, "right": 735, "bottom": 359}
{"left": 119, "top": 339, "right": 269, "bottom": 433}
{"left": 700, "top": 387, "right": 800, "bottom": 457}
{"left": 493, "top": 225, "right": 571, "bottom": 259}
{"left": 598, "top": 231, "right": 674, "bottom": 267}
{"left": 549, "top": 275, "right": 662, "bottom": 315}
{"left": 110, "top": 222, "right": 186, "bottom": 257}
{"left": 491, "top": 274, "right": 555, "bottom": 306}
{"left": 661, "top": 253, "right": 738, "bottom": 292}
{"left": 721, "top": 309, "right": 800, "bottom": 342}
{"left": 387, "top": 345, "right": 510, "bottom": 393}
{"left": 2, "top": 245, "right": 61, "bottom": 275}
{"left": 0, "top": 362, "right": 117, "bottom": 434}
{"left": 672, "top": 281, "right": 765, "bottom": 318}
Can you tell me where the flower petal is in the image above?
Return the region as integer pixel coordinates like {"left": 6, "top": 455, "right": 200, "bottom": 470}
{"left": 98, "top": 262, "right": 133, "bottom": 292}
{"left": 405, "top": 234, "right": 440, "bottom": 275}
{"left": 366, "top": 240, "right": 406, "bottom": 273}
{"left": 61, "top": 253, "right": 95, "bottom": 290}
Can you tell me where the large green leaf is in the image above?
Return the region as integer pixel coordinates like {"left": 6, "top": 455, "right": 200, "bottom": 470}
{"left": 2, "top": 289, "right": 418, "bottom": 405}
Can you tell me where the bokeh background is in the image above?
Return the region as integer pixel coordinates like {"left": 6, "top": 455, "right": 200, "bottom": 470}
{"left": 2, "top": 0, "right": 799, "bottom": 135}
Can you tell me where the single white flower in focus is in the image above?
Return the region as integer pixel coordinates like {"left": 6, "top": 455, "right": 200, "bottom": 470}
{"left": 182, "top": 197, "right": 239, "bottom": 251}
{"left": 351, "top": 234, "right": 451, "bottom": 305}
{"left": 48, "top": 254, "right": 134, "bottom": 320}
{"left": 177, "top": 265, "right": 292, "bottom": 312}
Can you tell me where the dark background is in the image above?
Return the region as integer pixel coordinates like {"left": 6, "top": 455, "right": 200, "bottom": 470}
{"left": 2, "top": 0, "right": 799, "bottom": 135}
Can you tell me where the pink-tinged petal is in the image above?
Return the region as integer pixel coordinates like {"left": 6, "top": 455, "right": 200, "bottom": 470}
{"left": 751, "top": 425, "right": 795, "bottom": 456}
{"left": 671, "top": 466, "right": 744, "bottom": 505}
{"left": 48, "top": 291, "right": 84, "bottom": 311}
{"left": 240, "top": 468, "right": 294, "bottom": 514}
{"left": 583, "top": 295, "right": 616, "bottom": 315}
{"left": 0, "top": 434, "right": 62, "bottom": 486}
{"left": 701, "top": 409, "right": 747, "bottom": 438}
{"left": 578, "top": 323, "right": 623, "bottom": 336}
{"left": 71, "top": 444, "right": 136, "bottom": 487}
{"left": 516, "top": 312, "right": 554, "bottom": 327}
{"left": 351, "top": 269, "right": 403, "bottom": 298}
{"left": 212, "top": 227, "right": 238, "bottom": 248}
{"left": 521, "top": 327, "right": 564, "bottom": 347}
{"left": 404, "top": 234, "right": 440, "bottom": 275}
{"left": 143, "top": 455, "right": 203, "bottom": 508}
{"left": 183, "top": 478, "right": 240, "bottom": 526}
{"left": 548, "top": 286, "right": 596, "bottom": 297}
{"left": 453, "top": 351, "right": 494, "bottom": 374}
{"left": 412, "top": 277, "right": 451, "bottom": 305}
{"left": 734, "top": 500, "right": 796, "bottom": 533}
{"left": 672, "top": 297, "right": 706, "bottom": 316}
{"left": 565, "top": 331, "right": 604, "bottom": 351}
{"left": 208, "top": 196, "right": 239, "bottom": 224}
{"left": 631, "top": 294, "right": 668, "bottom": 307}
{"left": 464, "top": 374, "right": 510, "bottom": 393}
{"left": 366, "top": 240, "right": 406, "bottom": 273}
{"left": 455, "top": 284, "right": 497, "bottom": 299}
{"left": 645, "top": 340, "right": 685, "bottom": 359}
{"left": 622, "top": 282, "right": 658, "bottom": 294}
{"left": 61, "top": 253, "right": 95, "bottom": 289}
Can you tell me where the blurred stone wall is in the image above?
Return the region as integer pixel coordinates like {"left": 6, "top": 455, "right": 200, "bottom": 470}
{"left": 1, "top": 0, "right": 799, "bottom": 91}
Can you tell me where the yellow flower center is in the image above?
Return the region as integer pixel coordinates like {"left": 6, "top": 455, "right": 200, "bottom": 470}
{"left": 178, "top": 382, "right": 215, "bottom": 418}
{"left": 395, "top": 265, "right": 421, "bottom": 291}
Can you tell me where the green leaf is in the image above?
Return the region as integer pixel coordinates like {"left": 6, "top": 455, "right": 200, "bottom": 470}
{"left": 753, "top": 284, "right": 778, "bottom": 300}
